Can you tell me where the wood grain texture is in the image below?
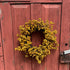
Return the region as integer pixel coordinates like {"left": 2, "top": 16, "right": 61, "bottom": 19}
{"left": 31, "top": 4, "right": 42, "bottom": 20}
{"left": 42, "top": 4, "right": 61, "bottom": 70}
{"left": 11, "top": 4, "right": 31, "bottom": 70}
{"left": 59, "top": 0, "right": 70, "bottom": 70}
{"left": 0, "top": 57, "right": 4, "bottom": 70}
{"left": 1, "top": 3, "right": 15, "bottom": 70}
{"left": 0, "top": 9, "right": 4, "bottom": 70}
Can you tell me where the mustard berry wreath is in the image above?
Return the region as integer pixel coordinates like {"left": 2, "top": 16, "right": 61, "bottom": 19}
{"left": 15, "top": 18, "right": 59, "bottom": 64}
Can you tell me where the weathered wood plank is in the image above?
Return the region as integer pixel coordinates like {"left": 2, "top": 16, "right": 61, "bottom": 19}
{"left": 0, "top": 10, "right": 4, "bottom": 70}
{"left": 1, "top": 3, "right": 15, "bottom": 70}
{"left": 0, "top": 57, "right": 4, "bottom": 70}
{"left": 59, "top": 0, "right": 70, "bottom": 70}
{"left": 42, "top": 4, "right": 61, "bottom": 70}
{"left": 31, "top": 4, "right": 41, "bottom": 20}
{"left": 11, "top": 4, "right": 31, "bottom": 70}
{"left": 31, "top": 4, "right": 45, "bottom": 70}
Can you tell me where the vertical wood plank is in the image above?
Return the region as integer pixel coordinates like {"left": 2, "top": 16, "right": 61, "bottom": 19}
{"left": 0, "top": 57, "right": 4, "bottom": 70}
{"left": 31, "top": 4, "right": 41, "bottom": 20}
{"left": 42, "top": 4, "right": 61, "bottom": 70}
{"left": 31, "top": 4, "right": 45, "bottom": 70}
{"left": 0, "top": 9, "right": 4, "bottom": 70}
{"left": 59, "top": 0, "right": 70, "bottom": 70}
{"left": 11, "top": 4, "right": 31, "bottom": 70}
{"left": 1, "top": 3, "right": 15, "bottom": 70}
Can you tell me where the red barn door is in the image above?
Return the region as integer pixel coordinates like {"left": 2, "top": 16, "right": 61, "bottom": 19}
{"left": 0, "top": 0, "right": 70, "bottom": 70}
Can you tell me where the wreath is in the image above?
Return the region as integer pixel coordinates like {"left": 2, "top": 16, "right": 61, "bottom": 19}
{"left": 15, "top": 18, "right": 59, "bottom": 64}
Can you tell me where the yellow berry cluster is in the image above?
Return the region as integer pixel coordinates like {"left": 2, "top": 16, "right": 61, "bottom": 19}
{"left": 15, "top": 18, "right": 59, "bottom": 64}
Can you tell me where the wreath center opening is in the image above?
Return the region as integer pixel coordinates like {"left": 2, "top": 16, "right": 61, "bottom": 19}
{"left": 31, "top": 30, "right": 44, "bottom": 47}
